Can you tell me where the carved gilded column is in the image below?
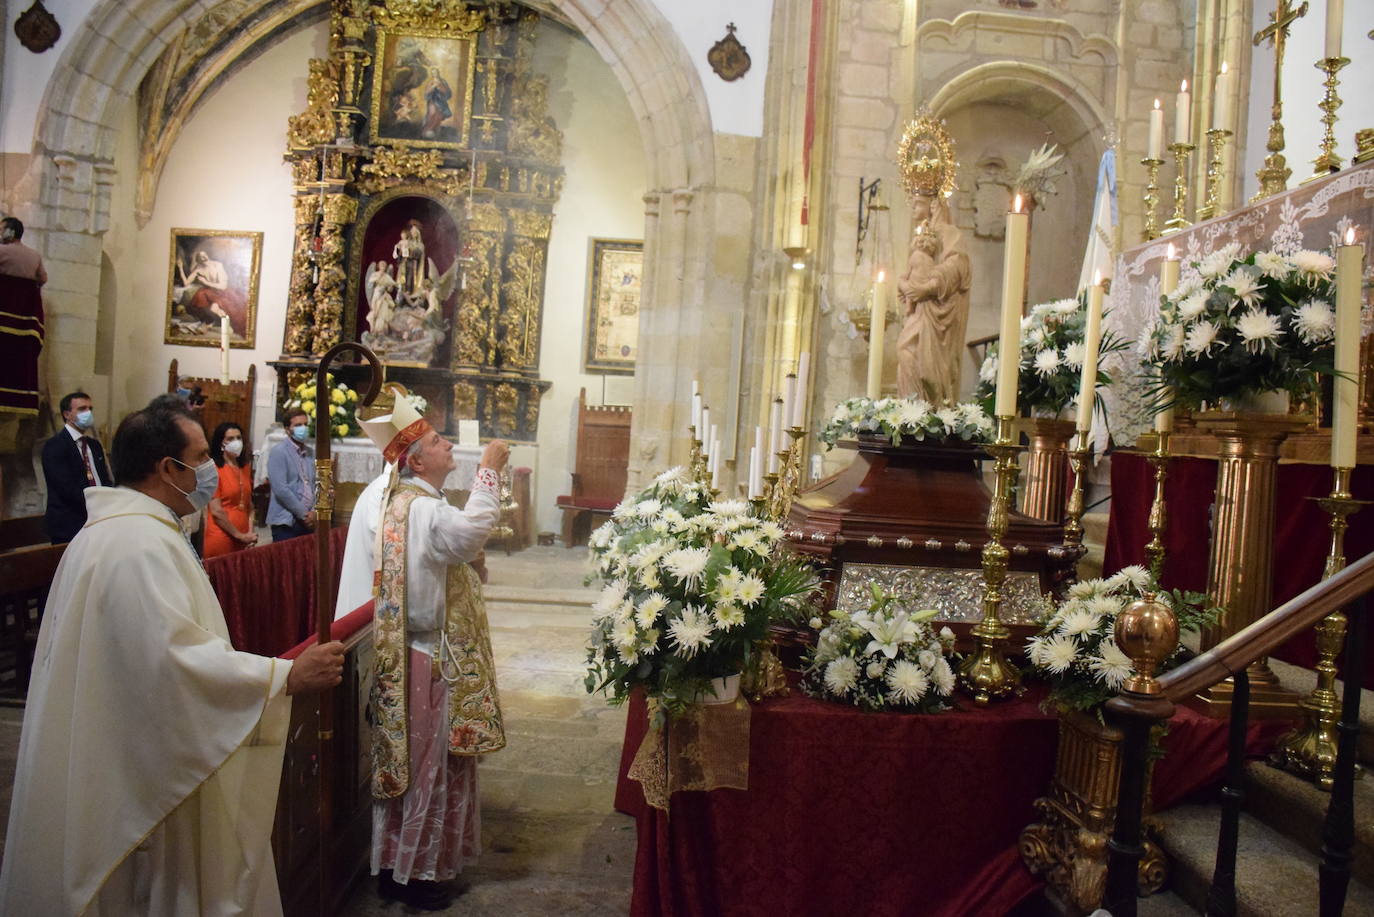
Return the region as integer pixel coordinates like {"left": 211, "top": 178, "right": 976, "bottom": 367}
{"left": 453, "top": 201, "right": 504, "bottom": 371}
{"left": 311, "top": 193, "right": 357, "bottom": 355}
{"left": 1195, "top": 411, "right": 1310, "bottom": 715}
{"left": 503, "top": 210, "right": 552, "bottom": 374}
{"left": 284, "top": 195, "right": 320, "bottom": 355}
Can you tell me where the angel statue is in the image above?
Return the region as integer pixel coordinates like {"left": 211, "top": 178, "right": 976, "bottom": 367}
{"left": 364, "top": 261, "right": 399, "bottom": 332}
{"left": 361, "top": 252, "right": 460, "bottom": 366}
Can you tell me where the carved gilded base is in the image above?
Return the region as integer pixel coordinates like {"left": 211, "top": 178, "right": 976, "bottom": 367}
{"left": 1020, "top": 712, "right": 1166, "bottom": 914}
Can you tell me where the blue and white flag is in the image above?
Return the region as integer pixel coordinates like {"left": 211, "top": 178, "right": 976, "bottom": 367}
{"left": 1077, "top": 149, "right": 1118, "bottom": 296}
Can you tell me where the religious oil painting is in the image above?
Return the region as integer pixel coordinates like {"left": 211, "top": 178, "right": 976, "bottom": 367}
{"left": 584, "top": 238, "right": 643, "bottom": 375}
{"left": 370, "top": 27, "right": 476, "bottom": 150}
{"left": 164, "top": 229, "right": 261, "bottom": 349}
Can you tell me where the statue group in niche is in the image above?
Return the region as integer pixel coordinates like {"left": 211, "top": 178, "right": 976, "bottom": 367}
{"left": 362, "top": 219, "right": 457, "bottom": 365}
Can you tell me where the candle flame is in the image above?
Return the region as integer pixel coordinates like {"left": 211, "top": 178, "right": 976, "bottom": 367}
{"left": 1347, "top": 227, "right": 1357, "bottom": 245}
{"left": 876, "top": 269, "right": 886, "bottom": 283}
{"left": 1154, "top": 98, "right": 1161, "bottom": 110}
{"left": 1094, "top": 269, "right": 1103, "bottom": 286}
{"left": 1012, "top": 193, "right": 1023, "bottom": 213}
{"left": 1167, "top": 242, "right": 1176, "bottom": 259}
{"left": 1180, "top": 79, "right": 1188, "bottom": 92}
{"left": 1220, "top": 61, "right": 1229, "bottom": 75}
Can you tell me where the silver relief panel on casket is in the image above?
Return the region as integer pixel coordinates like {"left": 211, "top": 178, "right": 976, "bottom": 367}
{"left": 834, "top": 563, "right": 1051, "bottom": 625}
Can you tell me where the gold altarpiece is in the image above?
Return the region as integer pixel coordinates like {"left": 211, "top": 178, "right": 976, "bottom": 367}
{"left": 271, "top": 0, "right": 563, "bottom": 443}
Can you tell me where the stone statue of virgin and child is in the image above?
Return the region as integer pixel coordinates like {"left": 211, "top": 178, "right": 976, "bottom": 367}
{"left": 893, "top": 113, "right": 971, "bottom": 407}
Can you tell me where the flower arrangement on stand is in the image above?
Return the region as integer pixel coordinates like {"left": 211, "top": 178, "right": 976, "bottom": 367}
{"left": 801, "top": 585, "right": 958, "bottom": 713}
{"left": 1142, "top": 243, "right": 1338, "bottom": 407}
{"left": 584, "top": 466, "right": 819, "bottom": 720}
{"left": 282, "top": 374, "right": 373, "bottom": 439}
{"left": 974, "top": 296, "right": 1128, "bottom": 417}
{"left": 1026, "top": 565, "right": 1219, "bottom": 716}
{"left": 818, "top": 397, "right": 993, "bottom": 449}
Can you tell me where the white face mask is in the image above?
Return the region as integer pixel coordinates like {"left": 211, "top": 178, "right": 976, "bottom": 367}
{"left": 224, "top": 439, "right": 244, "bottom": 457}
{"left": 168, "top": 457, "right": 219, "bottom": 514}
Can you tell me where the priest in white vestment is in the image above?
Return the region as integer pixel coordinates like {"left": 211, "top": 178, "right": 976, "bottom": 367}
{"left": 336, "top": 391, "right": 509, "bottom": 910}
{"left": 0, "top": 395, "right": 345, "bottom": 916}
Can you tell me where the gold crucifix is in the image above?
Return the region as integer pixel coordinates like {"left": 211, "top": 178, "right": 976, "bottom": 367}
{"left": 1251, "top": 0, "right": 1309, "bottom": 200}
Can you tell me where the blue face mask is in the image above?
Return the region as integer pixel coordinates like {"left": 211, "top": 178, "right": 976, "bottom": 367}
{"left": 291, "top": 424, "right": 309, "bottom": 443}
{"left": 74, "top": 409, "right": 94, "bottom": 430}
{"left": 176, "top": 387, "right": 191, "bottom": 399}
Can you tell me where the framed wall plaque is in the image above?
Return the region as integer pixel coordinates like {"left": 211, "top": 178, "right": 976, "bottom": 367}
{"left": 584, "top": 238, "right": 643, "bottom": 375}
{"left": 164, "top": 228, "right": 262, "bottom": 348}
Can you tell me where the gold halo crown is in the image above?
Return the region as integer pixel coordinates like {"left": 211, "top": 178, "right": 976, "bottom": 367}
{"left": 897, "top": 108, "right": 958, "bottom": 200}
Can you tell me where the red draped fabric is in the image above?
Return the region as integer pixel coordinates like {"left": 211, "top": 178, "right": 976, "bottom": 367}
{"left": 205, "top": 527, "right": 350, "bottom": 657}
{"left": 1104, "top": 453, "right": 1374, "bottom": 688}
{"left": 617, "top": 685, "right": 1285, "bottom": 917}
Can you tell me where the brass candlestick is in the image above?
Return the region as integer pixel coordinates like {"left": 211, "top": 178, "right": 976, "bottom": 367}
{"left": 1144, "top": 431, "right": 1171, "bottom": 580}
{"left": 1062, "top": 430, "right": 1090, "bottom": 548}
{"left": 1308, "top": 57, "right": 1350, "bottom": 180}
{"left": 688, "top": 426, "right": 709, "bottom": 484}
{"left": 1272, "top": 467, "right": 1367, "bottom": 788}
{"left": 1196, "top": 128, "right": 1232, "bottom": 221}
{"left": 1163, "top": 142, "right": 1196, "bottom": 234}
{"left": 767, "top": 429, "right": 806, "bottom": 521}
{"left": 1141, "top": 157, "right": 1164, "bottom": 241}
{"left": 958, "top": 415, "right": 1024, "bottom": 705}
{"left": 1249, "top": 0, "right": 1308, "bottom": 201}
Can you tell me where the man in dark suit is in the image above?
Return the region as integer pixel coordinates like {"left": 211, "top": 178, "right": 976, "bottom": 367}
{"left": 42, "top": 391, "right": 112, "bottom": 543}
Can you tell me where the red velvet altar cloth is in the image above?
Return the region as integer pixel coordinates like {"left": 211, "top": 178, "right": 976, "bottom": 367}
{"left": 281, "top": 601, "right": 373, "bottom": 659}
{"left": 617, "top": 685, "right": 1285, "bottom": 917}
{"left": 205, "top": 526, "right": 349, "bottom": 657}
{"left": 1104, "top": 452, "right": 1374, "bottom": 688}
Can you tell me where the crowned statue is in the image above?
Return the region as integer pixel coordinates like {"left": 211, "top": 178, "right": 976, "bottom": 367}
{"left": 361, "top": 219, "right": 458, "bottom": 366}
{"left": 895, "top": 110, "right": 971, "bottom": 406}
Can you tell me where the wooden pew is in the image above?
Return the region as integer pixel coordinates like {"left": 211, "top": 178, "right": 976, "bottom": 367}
{"left": 0, "top": 542, "right": 64, "bottom": 699}
{"left": 555, "top": 388, "right": 631, "bottom": 547}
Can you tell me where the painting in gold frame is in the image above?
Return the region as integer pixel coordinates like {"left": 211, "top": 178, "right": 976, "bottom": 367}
{"left": 369, "top": 24, "right": 477, "bottom": 150}
{"left": 164, "top": 228, "right": 261, "bottom": 348}
{"left": 584, "top": 238, "right": 643, "bottom": 375}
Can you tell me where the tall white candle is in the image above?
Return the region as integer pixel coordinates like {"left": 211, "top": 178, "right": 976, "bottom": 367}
{"left": 691, "top": 393, "right": 702, "bottom": 435}
{"left": 782, "top": 373, "right": 797, "bottom": 430}
{"left": 219, "top": 315, "right": 230, "bottom": 384}
{"left": 994, "top": 196, "right": 1029, "bottom": 417}
{"left": 768, "top": 398, "right": 784, "bottom": 472}
{"left": 866, "top": 273, "right": 887, "bottom": 399}
{"left": 748, "top": 446, "right": 761, "bottom": 499}
{"left": 1075, "top": 275, "right": 1106, "bottom": 433}
{"left": 1156, "top": 247, "right": 1181, "bottom": 434}
{"left": 1211, "top": 63, "right": 1232, "bottom": 130}
{"left": 1148, "top": 99, "right": 1165, "bottom": 159}
{"left": 794, "top": 352, "right": 811, "bottom": 427}
{"left": 1173, "top": 80, "right": 1191, "bottom": 145}
{"left": 700, "top": 408, "right": 712, "bottom": 454}
{"left": 1325, "top": 0, "right": 1344, "bottom": 60}
{"left": 1333, "top": 229, "right": 1362, "bottom": 468}
{"left": 754, "top": 426, "right": 765, "bottom": 476}
{"left": 708, "top": 424, "right": 719, "bottom": 465}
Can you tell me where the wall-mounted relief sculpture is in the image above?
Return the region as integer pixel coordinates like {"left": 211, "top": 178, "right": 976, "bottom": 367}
{"left": 164, "top": 229, "right": 262, "bottom": 349}
{"left": 707, "top": 23, "right": 751, "bottom": 82}
{"left": 15, "top": 1, "right": 61, "bottom": 53}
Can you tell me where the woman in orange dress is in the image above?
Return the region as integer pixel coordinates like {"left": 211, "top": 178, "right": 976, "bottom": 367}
{"left": 204, "top": 422, "right": 258, "bottom": 558}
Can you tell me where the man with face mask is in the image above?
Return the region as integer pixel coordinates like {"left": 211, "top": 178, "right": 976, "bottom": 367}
{"left": 40, "top": 390, "right": 113, "bottom": 543}
{"left": 0, "top": 395, "right": 347, "bottom": 915}
{"left": 267, "top": 408, "right": 317, "bottom": 542}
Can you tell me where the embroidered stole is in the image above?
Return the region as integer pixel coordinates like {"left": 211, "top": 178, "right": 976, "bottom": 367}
{"left": 371, "top": 485, "right": 506, "bottom": 800}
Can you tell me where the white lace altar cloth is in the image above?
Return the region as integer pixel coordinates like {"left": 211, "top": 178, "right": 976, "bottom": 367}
{"left": 1101, "top": 160, "right": 1374, "bottom": 449}
{"left": 254, "top": 430, "right": 483, "bottom": 491}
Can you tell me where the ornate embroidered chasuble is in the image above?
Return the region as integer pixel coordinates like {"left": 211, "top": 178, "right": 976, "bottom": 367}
{"left": 371, "top": 484, "right": 505, "bottom": 800}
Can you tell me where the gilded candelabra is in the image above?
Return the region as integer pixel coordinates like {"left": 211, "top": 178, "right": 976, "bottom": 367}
{"left": 1163, "top": 142, "right": 1196, "bottom": 234}
{"left": 1141, "top": 157, "right": 1164, "bottom": 241}
{"left": 1062, "top": 431, "right": 1090, "bottom": 549}
{"left": 958, "top": 416, "right": 1024, "bottom": 705}
{"left": 1308, "top": 57, "right": 1350, "bottom": 180}
{"left": 1272, "top": 467, "right": 1367, "bottom": 788}
{"left": 1196, "top": 129, "right": 1232, "bottom": 222}
{"left": 1144, "top": 432, "right": 1170, "bottom": 580}
{"left": 1250, "top": 0, "right": 1307, "bottom": 201}
{"left": 767, "top": 428, "right": 807, "bottom": 521}
{"left": 688, "top": 425, "right": 709, "bottom": 484}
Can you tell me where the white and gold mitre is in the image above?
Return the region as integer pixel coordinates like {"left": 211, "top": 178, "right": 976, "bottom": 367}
{"left": 358, "top": 384, "right": 434, "bottom": 464}
{"left": 897, "top": 107, "right": 958, "bottom": 200}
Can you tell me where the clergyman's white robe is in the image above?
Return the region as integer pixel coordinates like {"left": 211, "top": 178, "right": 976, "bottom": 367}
{"left": 0, "top": 486, "right": 292, "bottom": 916}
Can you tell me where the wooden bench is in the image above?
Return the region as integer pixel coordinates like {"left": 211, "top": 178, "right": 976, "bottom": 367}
{"left": 0, "top": 542, "right": 64, "bottom": 699}
{"left": 167, "top": 359, "right": 256, "bottom": 436}
{"left": 556, "top": 388, "right": 631, "bottom": 547}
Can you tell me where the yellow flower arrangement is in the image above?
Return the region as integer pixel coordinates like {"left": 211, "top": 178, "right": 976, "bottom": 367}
{"left": 282, "top": 375, "right": 361, "bottom": 440}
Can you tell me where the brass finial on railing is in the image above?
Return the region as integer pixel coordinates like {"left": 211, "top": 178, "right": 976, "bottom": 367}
{"left": 1115, "top": 592, "right": 1180, "bottom": 695}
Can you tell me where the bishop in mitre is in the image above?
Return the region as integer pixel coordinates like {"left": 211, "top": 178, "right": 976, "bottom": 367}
{"left": 335, "top": 389, "right": 509, "bottom": 911}
{"left": 0, "top": 394, "right": 344, "bottom": 915}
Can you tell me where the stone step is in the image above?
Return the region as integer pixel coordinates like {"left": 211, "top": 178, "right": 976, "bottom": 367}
{"left": 1242, "top": 760, "right": 1374, "bottom": 888}
{"left": 1152, "top": 804, "right": 1374, "bottom": 917}
{"left": 1137, "top": 888, "right": 1205, "bottom": 916}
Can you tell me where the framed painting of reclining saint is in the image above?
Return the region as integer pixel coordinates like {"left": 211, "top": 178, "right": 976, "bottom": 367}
{"left": 164, "top": 228, "right": 262, "bottom": 349}
{"left": 369, "top": 21, "right": 477, "bottom": 150}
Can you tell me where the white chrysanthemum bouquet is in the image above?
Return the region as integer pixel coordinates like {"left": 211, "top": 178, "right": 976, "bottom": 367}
{"left": 1026, "top": 565, "right": 1218, "bottom": 716}
{"left": 974, "top": 295, "right": 1128, "bottom": 417}
{"left": 818, "top": 397, "right": 993, "bottom": 449}
{"left": 584, "top": 466, "right": 818, "bottom": 717}
{"left": 801, "top": 585, "right": 958, "bottom": 713}
{"left": 1142, "top": 243, "right": 1338, "bottom": 407}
